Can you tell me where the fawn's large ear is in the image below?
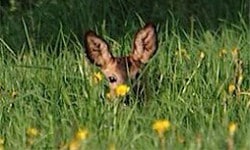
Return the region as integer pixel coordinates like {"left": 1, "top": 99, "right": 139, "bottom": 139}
{"left": 131, "top": 23, "right": 158, "bottom": 63}
{"left": 84, "top": 31, "right": 113, "bottom": 67}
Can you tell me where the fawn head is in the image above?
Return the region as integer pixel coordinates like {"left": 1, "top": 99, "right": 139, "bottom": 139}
{"left": 84, "top": 23, "right": 158, "bottom": 95}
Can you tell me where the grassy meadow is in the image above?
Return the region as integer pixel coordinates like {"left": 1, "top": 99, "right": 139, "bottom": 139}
{"left": 0, "top": 0, "right": 250, "bottom": 149}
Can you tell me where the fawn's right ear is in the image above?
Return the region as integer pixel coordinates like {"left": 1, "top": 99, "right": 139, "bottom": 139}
{"left": 131, "top": 23, "right": 158, "bottom": 64}
{"left": 84, "top": 31, "right": 113, "bottom": 68}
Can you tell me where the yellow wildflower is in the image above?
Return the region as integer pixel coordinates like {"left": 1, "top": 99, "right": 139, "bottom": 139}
{"left": 231, "top": 48, "right": 239, "bottom": 58}
{"left": 228, "top": 84, "right": 236, "bottom": 94}
{"left": 26, "top": 127, "right": 39, "bottom": 147}
{"left": 0, "top": 137, "right": 4, "bottom": 150}
{"left": 0, "top": 145, "right": 3, "bottom": 150}
{"left": 108, "top": 143, "right": 116, "bottom": 150}
{"left": 69, "top": 141, "right": 80, "bottom": 150}
{"left": 152, "top": 119, "right": 171, "bottom": 137}
{"left": 115, "top": 84, "right": 130, "bottom": 97}
{"left": 199, "top": 51, "right": 205, "bottom": 60}
{"left": 0, "top": 137, "right": 4, "bottom": 145}
{"left": 69, "top": 128, "right": 88, "bottom": 150}
{"left": 228, "top": 122, "right": 237, "bottom": 136}
{"left": 75, "top": 129, "right": 88, "bottom": 141}
{"left": 93, "top": 72, "right": 103, "bottom": 84}
{"left": 26, "top": 127, "right": 39, "bottom": 137}
{"left": 219, "top": 48, "right": 227, "bottom": 57}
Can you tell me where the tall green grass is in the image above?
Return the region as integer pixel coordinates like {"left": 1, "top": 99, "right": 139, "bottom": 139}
{"left": 1, "top": 18, "right": 250, "bottom": 149}
{"left": 0, "top": 0, "right": 250, "bottom": 149}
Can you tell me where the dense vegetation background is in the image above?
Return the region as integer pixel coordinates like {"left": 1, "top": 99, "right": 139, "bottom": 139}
{"left": 0, "top": 0, "right": 249, "bottom": 50}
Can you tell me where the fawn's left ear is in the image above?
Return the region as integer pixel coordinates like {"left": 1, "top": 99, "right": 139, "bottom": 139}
{"left": 131, "top": 23, "right": 158, "bottom": 64}
{"left": 84, "top": 31, "right": 113, "bottom": 68}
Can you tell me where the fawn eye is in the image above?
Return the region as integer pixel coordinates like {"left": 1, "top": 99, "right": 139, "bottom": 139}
{"left": 108, "top": 76, "right": 117, "bottom": 83}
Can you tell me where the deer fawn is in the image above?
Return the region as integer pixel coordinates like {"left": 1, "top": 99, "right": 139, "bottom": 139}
{"left": 84, "top": 23, "right": 158, "bottom": 99}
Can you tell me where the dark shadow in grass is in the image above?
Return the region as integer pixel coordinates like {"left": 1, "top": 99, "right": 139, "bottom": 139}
{"left": 0, "top": 0, "right": 248, "bottom": 51}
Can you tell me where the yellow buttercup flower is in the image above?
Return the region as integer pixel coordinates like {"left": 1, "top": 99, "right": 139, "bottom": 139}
{"left": 69, "top": 128, "right": 89, "bottom": 150}
{"left": 0, "top": 137, "right": 4, "bottom": 145}
{"left": 199, "top": 51, "right": 205, "bottom": 60}
{"left": 26, "top": 127, "right": 39, "bottom": 147}
{"left": 231, "top": 48, "right": 239, "bottom": 58}
{"left": 75, "top": 129, "right": 88, "bottom": 141}
{"left": 152, "top": 119, "right": 171, "bottom": 137}
{"left": 228, "top": 122, "right": 237, "bottom": 136}
{"left": 227, "top": 122, "right": 237, "bottom": 150}
{"left": 219, "top": 48, "right": 227, "bottom": 57}
{"left": 93, "top": 72, "right": 103, "bottom": 84}
{"left": 108, "top": 143, "right": 116, "bottom": 150}
{"left": 0, "top": 137, "right": 4, "bottom": 150}
{"left": 228, "top": 84, "right": 236, "bottom": 94}
{"left": 115, "top": 84, "right": 130, "bottom": 96}
{"left": 26, "top": 127, "right": 39, "bottom": 137}
{"left": 105, "top": 84, "right": 130, "bottom": 101}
